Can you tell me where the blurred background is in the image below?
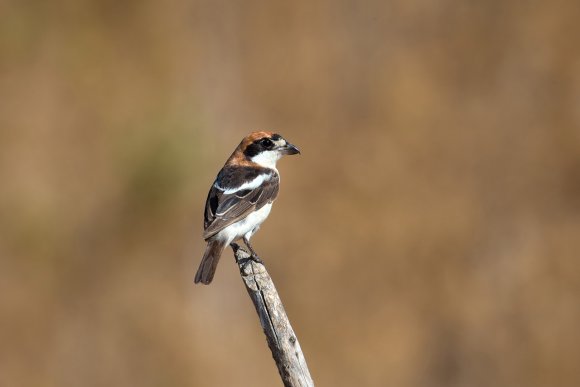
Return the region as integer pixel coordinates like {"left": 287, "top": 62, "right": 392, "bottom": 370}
{"left": 1, "top": 1, "right": 579, "bottom": 386}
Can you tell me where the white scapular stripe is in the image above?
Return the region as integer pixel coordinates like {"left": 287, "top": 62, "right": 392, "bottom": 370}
{"left": 214, "top": 173, "right": 271, "bottom": 194}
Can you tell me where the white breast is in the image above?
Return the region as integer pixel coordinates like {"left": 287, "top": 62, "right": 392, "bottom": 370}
{"left": 215, "top": 203, "right": 273, "bottom": 243}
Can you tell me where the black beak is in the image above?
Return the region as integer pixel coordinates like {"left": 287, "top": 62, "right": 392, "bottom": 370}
{"left": 281, "top": 142, "right": 300, "bottom": 155}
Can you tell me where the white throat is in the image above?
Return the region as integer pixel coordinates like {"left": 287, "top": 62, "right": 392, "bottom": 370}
{"left": 250, "top": 150, "right": 281, "bottom": 170}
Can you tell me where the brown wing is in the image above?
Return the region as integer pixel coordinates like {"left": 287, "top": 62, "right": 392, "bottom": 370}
{"left": 203, "top": 173, "right": 279, "bottom": 240}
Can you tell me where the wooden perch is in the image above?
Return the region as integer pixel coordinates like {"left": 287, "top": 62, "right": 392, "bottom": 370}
{"left": 232, "top": 244, "right": 314, "bottom": 387}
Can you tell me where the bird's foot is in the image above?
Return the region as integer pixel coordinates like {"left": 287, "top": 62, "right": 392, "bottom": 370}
{"left": 242, "top": 238, "right": 262, "bottom": 264}
{"left": 232, "top": 241, "right": 264, "bottom": 265}
{"left": 250, "top": 254, "right": 264, "bottom": 265}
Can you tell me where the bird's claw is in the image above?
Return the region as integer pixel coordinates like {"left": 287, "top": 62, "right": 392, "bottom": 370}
{"left": 230, "top": 242, "right": 263, "bottom": 265}
{"left": 250, "top": 254, "right": 263, "bottom": 265}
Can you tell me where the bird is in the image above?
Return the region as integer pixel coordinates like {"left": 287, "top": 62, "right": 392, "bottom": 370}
{"left": 194, "top": 131, "right": 300, "bottom": 284}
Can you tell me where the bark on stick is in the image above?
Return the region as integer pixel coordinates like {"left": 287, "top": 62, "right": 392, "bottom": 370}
{"left": 232, "top": 244, "right": 314, "bottom": 387}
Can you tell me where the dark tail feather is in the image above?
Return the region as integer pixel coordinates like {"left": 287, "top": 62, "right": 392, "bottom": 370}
{"left": 194, "top": 240, "right": 227, "bottom": 284}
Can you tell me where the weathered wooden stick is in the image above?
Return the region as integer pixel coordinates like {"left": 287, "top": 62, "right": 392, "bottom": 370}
{"left": 232, "top": 244, "right": 314, "bottom": 387}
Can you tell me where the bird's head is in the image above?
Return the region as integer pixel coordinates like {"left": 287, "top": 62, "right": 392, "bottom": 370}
{"left": 235, "top": 131, "right": 300, "bottom": 169}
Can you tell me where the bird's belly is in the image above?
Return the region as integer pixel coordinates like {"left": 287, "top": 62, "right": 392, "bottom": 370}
{"left": 216, "top": 203, "right": 272, "bottom": 242}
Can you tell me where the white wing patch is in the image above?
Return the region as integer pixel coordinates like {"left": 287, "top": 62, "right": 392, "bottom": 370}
{"left": 214, "top": 173, "right": 271, "bottom": 194}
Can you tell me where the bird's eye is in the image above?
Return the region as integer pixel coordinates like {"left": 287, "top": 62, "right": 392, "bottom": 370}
{"left": 260, "top": 138, "right": 274, "bottom": 148}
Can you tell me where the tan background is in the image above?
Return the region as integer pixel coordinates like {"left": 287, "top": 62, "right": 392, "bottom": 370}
{"left": 1, "top": 1, "right": 580, "bottom": 386}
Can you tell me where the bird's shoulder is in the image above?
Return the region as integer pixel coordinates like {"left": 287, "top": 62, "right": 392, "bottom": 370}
{"left": 215, "top": 164, "right": 278, "bottom": 192}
